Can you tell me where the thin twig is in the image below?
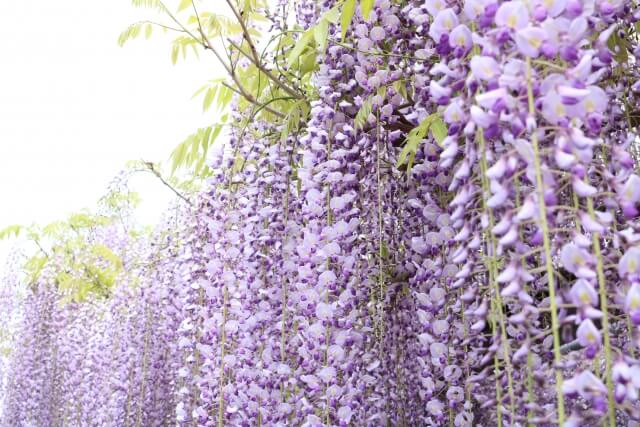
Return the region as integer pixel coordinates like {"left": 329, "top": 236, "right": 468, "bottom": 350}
{"left": 221, "top": 82, "right": 285, "bottom": 118}
{"left": 227, "top": 38, "right": 303, "bottom": 99}
{"left": 141, "top": 161, "right": 192, "bottom": 206}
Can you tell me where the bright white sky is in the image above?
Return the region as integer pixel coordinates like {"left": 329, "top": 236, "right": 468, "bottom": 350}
{"left": 0, "top": 1, "right": 224, "bottom": 270}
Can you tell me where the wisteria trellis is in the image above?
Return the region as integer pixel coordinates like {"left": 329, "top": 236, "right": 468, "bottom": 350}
{"left": 2, "top": 0, "right": 640, "bottom": 425}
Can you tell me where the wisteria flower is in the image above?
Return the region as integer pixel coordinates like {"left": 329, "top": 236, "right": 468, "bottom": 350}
{"left": 495, "top": 1, "right": 530, "bottom": 30}
{"left": 428, "top": 8, "right": 459, "bottom": 43}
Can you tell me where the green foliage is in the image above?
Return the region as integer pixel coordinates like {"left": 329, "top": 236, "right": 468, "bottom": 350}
{"left": 341, "top": 0, "right": 357, "bottom": 39}
{"left": 118, "top": 22, "right": 147, "bottom": 47}
{"left": 2, "top": 187, "right": 144, "bottom": 302}
{"left": 430, "top": 117, "right": 447, "bottom": 145}
{"left": 0, "top": 225, "right": 22, "bottom": 240}
{"left": 170, "top": 119, "right": 226, "bottom": 176}
{"left": 131, "top": 0, "right": 166, "bottom": 10}
{"left": 354, "top": 86, "right": 387, "bottom": 130}
{"left": 360, "top": 0, "right": 374, "bottom": 21}
{"left": 280, "top": 100, "right": 310, "bottom": 143}
{"left": 354, "top": 98, "right": 372, "bottom": 130}
{"left": 177, "top": 0, "right": 192, "bottom": 13}
{"left": 607, "top": 30, "right": 630, "bottom": 64}
{"left": 397, "top": 114, "right": 448, "bottom": 174}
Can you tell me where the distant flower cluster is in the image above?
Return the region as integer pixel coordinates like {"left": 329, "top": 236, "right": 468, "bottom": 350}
{"left": 2, "top": 0, "right": 640, "bottom": 426}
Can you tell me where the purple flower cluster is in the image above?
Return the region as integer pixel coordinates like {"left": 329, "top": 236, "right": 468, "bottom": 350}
{"left": 3, "top": 0, "right": 640, "bottom": 426}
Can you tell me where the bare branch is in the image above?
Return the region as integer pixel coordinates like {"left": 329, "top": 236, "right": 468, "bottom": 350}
{"left": 141, "top": 161, "right": 193, "bottom": 206}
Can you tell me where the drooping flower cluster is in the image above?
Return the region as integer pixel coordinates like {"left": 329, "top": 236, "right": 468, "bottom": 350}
{"left": 2, "top": 0, "right": 640, "bottom": 426}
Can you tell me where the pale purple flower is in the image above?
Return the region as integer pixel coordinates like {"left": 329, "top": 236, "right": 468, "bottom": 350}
{"left": 619, "top": 174, "right": 640, "bottom": 208}
{"left": 370, "top": 26, "right": 386, "bottom": 42}
{"left": 560, "top": 243, "right": 596, "bottom": 278}
{"left": 424, "top": 0, "right": 448, "bottom": 17}
{"left": 495, "top": 1, "right": 530, "bottom": 30}
{"left": 536, "top": 0, "right": 568, "bottom": 17}
{"left": 464, "top": 0, "right": 489, "bottom": 20}
{"left": 625, "top": 283, "right": 640, "bottom": 324}
{"left": 619, "top": 247, "right": 640, "bottom": 279}
{"left": 317, "top": 366, "right": 336, "bottom": 383}
{"left": 476, "top": 87, "right": 511, "bottom": 110}
{"left": 569, "top": 279, "right": 598, "bottom": 307}
{"left": 443, "top": 99, "right": 465, "bottom": 123}
{"left": 470, "top": 56, "right": 501, "bottom": 81}
{"left": 572, "top": 178, "right": 598, "bottom": 198}
{"left": 427, "top": 399, "right": 445, "bottom": 416}
{"left": 542, "top": 91, "right": 569, "bottom": 124}
{"left": 337, "top": 406, "right": 353, "bottom": 423}
{"left": 470, "top": 105, "right": 495, "bottom": 128}
{"left": 579, "top": 211, "right": 605, "bottom": 234}
{"left": 563, "top": 370, "right": 607, "bottom": 399}
{"left": 576, "top": 318, "right": 601, "bottom": 356}
{"left": 515, "top": 26, "right": 547, "bottom": 57}
{"left": 449, "top": 24, "right": 472, "bottom": 51}
{"left": 580, "top": 86, "right": 608, "bottom": 114}
{"left": 428, "top": 8, "right": 459, "bottom": 42}
{"left": 315, "top": 302, "right": 334, "bottom": 320}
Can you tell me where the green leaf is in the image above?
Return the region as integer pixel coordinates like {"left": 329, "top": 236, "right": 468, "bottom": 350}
{"left": 171, "top": 44, "right": 179, "bottom": 64}
{"left": 0, "top": 225, "right": 22, "bottom": 240}
{"left": 354, "top": 97, "right": 372, "bottom": 130}
{"left": 287, "top": 28, "right": 314, "bottom": 67}
{"left": 393, "top": 80, "right": 408, "bottom": 102}
{"left": 430, "top": 117, "right": 448, "bottom": 146}
{"left": 177, "top": 0, "right": 192, "bottom": 12}
{"left": 341, "top": 0, "right": 357, "bottom": 39}
{"left": 144, "top": 23, "right": 153, "bottom": 39}
{"left": 314, "top": 19, "right": 329, "bottom": 53}
{"left": 360, "top": 0, "right": 374, "bottom": 21}
{"left": 299, "top": 51, "right": 318, "bottom": 75}
{"left": 202, "top": 86, "right": 217, "bottom": 111}
{"left": 396, "top": 113, "right": 441, "bottom": 173}
{"left": 117, "top": 22, "right": 143, "bottom": 46}
{"left": 170, "top": 122, "right": 226, "bottom": 176}
{"left": 322, "top": 4, "right": 341, "bottom": 24}
{"left": 131, "top": 0, "right": 166, "bottom": 11}
{"left": 381, "top": 241, "right": 389, "bottom": 259}
{"left": 607, "top": 30, "right": 629, "bottom": 64}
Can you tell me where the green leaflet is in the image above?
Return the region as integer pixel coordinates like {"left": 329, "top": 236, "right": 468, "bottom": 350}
{"left": 287, "top": 29, "right": 315, "bottom": 67}
{"left": 341, "top": 0, "right": 357, "bottom": 40}
{"left": 177, "top": 0, "right": 191, "bottom": 13}
{"left": 607, "top": 30, "right": 630, "bottom": 64}
{"left": 281, "top": 99, "right": 311, "bottom": 143}
{"left": 397, "top": 114, "right": 448, "bottom": 174}
{"left": 430, "top": 117, "right": 447, "bottom": 146}
{"left": 314, "top": 19, "right": 329, "bottom": 53}
{"left": 130, "top": 0, "right": 166, "bottom": 11}
{"left": 170, "top": 119, "right": 227, "bottom": 176}
{"left": 360, "top": 0, "right": 374, "bottom": 21}
{"left": 118, "top": 22, "right": 144, "bottom": 47}
{"left": 354, "top": 98, "right": 372, "bottom": 130}
{"left": 144, "top": 23, "right": 153, "bottom": 39}
{"left": 0, "top": 225, "right": 22, "bottom": 240}
{"left": 355, "top": 86, "right": 387, "bottom": 130}
{"left": 287, "top": 4, "right": 342, "bottom": 70}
